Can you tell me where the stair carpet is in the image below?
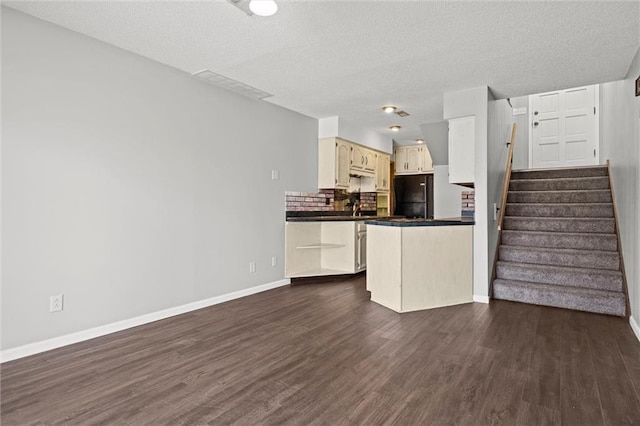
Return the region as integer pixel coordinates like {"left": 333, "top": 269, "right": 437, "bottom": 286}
{"left": 493, "top": 165, "right": 627, "bottom": 316}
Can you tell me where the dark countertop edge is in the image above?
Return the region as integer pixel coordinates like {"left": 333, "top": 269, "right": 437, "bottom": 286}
{"left": 364, "top": 218, "right": 475, "bottom": 227}
{"left": 286, "top": 210, "right": 377, "bottom": 218}
{"left": 287, "top": 215, "right": 404, "bottom": 222}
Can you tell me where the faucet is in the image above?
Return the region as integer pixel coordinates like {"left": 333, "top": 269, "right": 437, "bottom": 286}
{"left": 352, "top": 200, "right": 362, "bottom": 217}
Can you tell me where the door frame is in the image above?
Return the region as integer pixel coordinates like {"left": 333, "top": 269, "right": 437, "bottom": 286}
{"left": 528, "top": 84, "right": 600, "bottom": 169}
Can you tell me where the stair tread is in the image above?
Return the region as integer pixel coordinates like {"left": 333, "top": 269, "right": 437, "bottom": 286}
{"left": 496, "top": 260, "right": 622, "bottom": 277}
{"left": 506, "top": 202, "right": 612, "bottom": 206}
{"left": 511, "top": 176, "right": 608, "bottom": 182}
{"left": 504, "top": 216, "right": 613, "bottom": 220}
{"left": 502, "top": 229, "right": 616, "bottom": 237}
{"left": 508, "top": 189, "right": 610, "bottom": 193}
{"left": 512, "top": 165, "right": 607, "bottom": 173}
{"left": 499, "top": 244, "right": 619, "bottom": 257}
{"left": 493, "top": 278, "right": 625, "bottom": 296}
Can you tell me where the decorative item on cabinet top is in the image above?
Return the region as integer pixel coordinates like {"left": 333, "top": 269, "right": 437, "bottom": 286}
{"left": 394, "top": 144, "right": 434, "bottom": 175}
{"left": 318, "top": 137, "right": 391, "bottom": 191}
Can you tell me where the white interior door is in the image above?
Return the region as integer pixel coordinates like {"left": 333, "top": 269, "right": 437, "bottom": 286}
{"left": 530, "top": 85, "right": 598, "bottom": 168}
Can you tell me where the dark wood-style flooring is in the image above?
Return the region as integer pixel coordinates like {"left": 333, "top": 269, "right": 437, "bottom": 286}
{"left": 2, "top": 276, "right": 640, "bottom": 425}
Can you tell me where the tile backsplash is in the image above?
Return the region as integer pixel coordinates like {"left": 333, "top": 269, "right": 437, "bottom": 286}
{"left": 285, "top": 189, "right": 377, "bottom": 213}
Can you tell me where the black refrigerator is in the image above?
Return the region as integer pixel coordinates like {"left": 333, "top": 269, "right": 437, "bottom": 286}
{"left": 393, "top": 175, "right": 434, "bottom": 219}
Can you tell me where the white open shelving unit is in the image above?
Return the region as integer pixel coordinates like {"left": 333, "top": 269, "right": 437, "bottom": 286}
{"left": 285, "top": 221, "right": 358, "bottom": 278}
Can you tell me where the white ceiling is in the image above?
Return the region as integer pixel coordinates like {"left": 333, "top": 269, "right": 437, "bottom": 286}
{"left": 5, "top": 1, "right": 640, "bottom": 145}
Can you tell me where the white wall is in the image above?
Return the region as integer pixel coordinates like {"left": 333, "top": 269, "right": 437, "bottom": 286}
{"left": 433, "top": 166, "right": 465, "bottom": 219}
{"left": 487, "top": 96, "right": 514, "bottom": 285}
{"left": 318, "top": 116, "right": 392, "bottom": 154}
{"left": 509, "top": 96, "right": 530, "bottom": 170}
{"left": 443, "top": 86, "right": 489, "bottom": 301}
{"left": 1, "top": 8, "right": 318, "bottom": 351}
{"left": 600, "top": 45, "right": 640, "bottom": 327}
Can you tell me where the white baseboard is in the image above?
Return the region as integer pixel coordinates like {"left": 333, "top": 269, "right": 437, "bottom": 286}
{"left": 473, "top": 295, "right": 490, "bottom": 304}
{"left": 630, "top": 316, "right": 640, "bottom": 343}
{"left": 1, "top": 278, "right": 290, "bottom": 363}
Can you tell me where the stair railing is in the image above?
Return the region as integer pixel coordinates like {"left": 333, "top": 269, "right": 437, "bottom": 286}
{"left": 497, "top": 124, "right": 517, "bottom": 231}
{"left": 489, "top": 123, "right": 517, "bottom": 299}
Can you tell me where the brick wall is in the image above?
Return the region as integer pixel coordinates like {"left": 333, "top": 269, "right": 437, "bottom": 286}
{"left": 462, "top": 190, "right": 475, "bottom": 216}
{"left": 285, "top": 189, "right": 334, "bottom": 212}
{"left": 285, "top": 190, "right": 377, "bottom": 213}
{"left": 360, "top": 193, "right": 377, "bottom": 211}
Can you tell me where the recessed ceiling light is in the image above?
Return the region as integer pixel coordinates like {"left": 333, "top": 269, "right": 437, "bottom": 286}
{"left": 249, "top": 0, "right": 278, "bottom": 16}
{"left": 382, "top": 105, "right": 397, "bottom": 114}
{"left": 416, "top": 138, "right": 424, "bottom": 144}
{"left": 389, "top": 125, "right": 401, "bottom": 132}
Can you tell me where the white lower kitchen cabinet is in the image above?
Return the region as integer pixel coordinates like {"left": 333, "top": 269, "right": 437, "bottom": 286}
{"left": 367, "top": 222, "right": 473, "bottom": 312}
{"left": 285, "top": 221, "right": 366, "bottom": 278}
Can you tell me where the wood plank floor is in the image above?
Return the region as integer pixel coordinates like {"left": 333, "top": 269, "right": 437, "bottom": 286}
{"left": 2, "top": 275, "right": 640, "bottom": 425}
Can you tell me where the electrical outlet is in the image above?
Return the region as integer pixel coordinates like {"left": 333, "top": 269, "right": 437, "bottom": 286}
{"left": 50, "top": 294, "right": 64, "bottom": 312}
{"left": 271, "top": 170, "right": 279, "bottom": 180}
{"left": 271, "top": 256, "right": 278, "bottom": 267}
{"left": 249, "top": 262, "right": 256, "bottom": 273}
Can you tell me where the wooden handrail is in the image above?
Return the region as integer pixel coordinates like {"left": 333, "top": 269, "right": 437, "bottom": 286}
{"left": 497, "top": 124, "right": 517, "bottom": 231}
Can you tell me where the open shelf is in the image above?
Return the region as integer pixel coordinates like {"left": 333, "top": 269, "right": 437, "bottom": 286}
{"left": 296, "top": 243, "right": 346, "bottom": 250}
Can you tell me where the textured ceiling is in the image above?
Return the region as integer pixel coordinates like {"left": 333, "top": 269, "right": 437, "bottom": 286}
{"left": 5, "top": 1, "right": 640, "bottom": 144}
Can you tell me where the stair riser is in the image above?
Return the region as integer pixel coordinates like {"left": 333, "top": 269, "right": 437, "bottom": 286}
{"left": 499, "top": 247, "right": 620, "bottom": 271}
{"left": 502, "top": 218, "right": 615, "bottom": 234}
{"left": 510, "top": 178, "right": 609, "bottom": 191}
{"left": 505, "top": 204, "right": 613, "bottom": 218}
{"left": 501, "top": 232, "right": 618, "bottom": 251}
{"left": 493, "top": 282, "right": 625, "bottom": 316}
{"left": 496, "top": 264, "right": 622, "bottom": 292}
{"left": 507, "top": 191, "right": 612, "bottom": 204}
{"left": 511, "top": 167, "right": 608, "bottom": 180}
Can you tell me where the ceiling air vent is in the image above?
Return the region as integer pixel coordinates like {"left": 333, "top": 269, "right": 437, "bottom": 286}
{"left": 192, "top": 69, "right": 273, "bottom": 100}
{"left": 395, "top": 110, "right": 410, "bottom": 117}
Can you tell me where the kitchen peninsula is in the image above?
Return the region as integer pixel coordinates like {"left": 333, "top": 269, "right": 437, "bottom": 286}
{"left": 365, "top": 218, "right": 474, "bottom": 313}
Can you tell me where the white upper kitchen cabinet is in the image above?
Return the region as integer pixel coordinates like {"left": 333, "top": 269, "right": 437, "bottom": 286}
{"left": 318, "top": 137, "right": 351, "bottom": 189}
{"left": 363, "top": 149, "right": 376, "bottom": 173}
{"left": 375, "top": 153, "right": 390, "bottom": 192}
{"left": 350, "top": 145, "right": 375, "bottom": 176}
{"left": 448, "top": 115, "right": 475, "bottom": 185}
{"left": 394, "top": 145, "right": 434, "bottom": 175}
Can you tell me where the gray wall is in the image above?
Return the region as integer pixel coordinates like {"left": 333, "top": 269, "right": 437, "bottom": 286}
{"left": 600, "top": 46, "right": 640, "bottom": 324}
{"left": 433, "top": 165, "right": 466, "bottom": 219}
{"left": 420, "top": 121, "right": 449, "bottom": 165}
{"left": 1, "top": 8, "right": 318, "bottom": 350}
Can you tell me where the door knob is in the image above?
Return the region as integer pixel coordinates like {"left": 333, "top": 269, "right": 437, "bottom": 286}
{"left": 533, "top": 122, "right": 539, "bottom": 127}
{"left": 534, "top": 111, "right": 539, "bottom": 115}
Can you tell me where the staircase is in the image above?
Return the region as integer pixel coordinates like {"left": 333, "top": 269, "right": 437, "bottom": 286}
{"left": 492, "top": 165, "right": 627, "bottom": 317}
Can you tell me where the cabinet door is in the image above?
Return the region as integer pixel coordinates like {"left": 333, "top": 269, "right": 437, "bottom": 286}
{"left": 335, "top": 139, "right": 351, "bottom": 188}
{"left": 420, "top": 147, "right": 434, "bottom": 173}
{"left": 364, "top": 149, "right": 376, "bottom": 173}
{"left": 406, "top": 147, "right": 421, "bottom": 173}
{"left": 449, "top": 116, "right": 475, "bottom": 184}
{"left": 394, "top": 148, "right": 407, "bottom": 175}
{"left": 351, "top": 145, "right": 366, "bottom": 170}
{"left": 376, "top": 153, "right": 390, "bottom": 191}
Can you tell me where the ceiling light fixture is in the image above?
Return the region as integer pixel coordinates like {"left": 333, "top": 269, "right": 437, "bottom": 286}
{"left": 249, "top": 0, "right": 278, "bottom": 16}
{"left": 389, "top": 126, "right": 401, "bottom": 132}
{"left": 416, "top": 138, "right": 424, "bottom": 144}
{"left": 382, "top": 105, "right": 397, "bottom": 114}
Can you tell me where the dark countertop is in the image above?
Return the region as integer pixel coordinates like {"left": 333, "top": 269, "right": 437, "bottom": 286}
{"left": 287, "top": 215, "right": 404, "bottom": 222}
{"left": 365, "top": 217, "right": 475, "bottom": 227}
